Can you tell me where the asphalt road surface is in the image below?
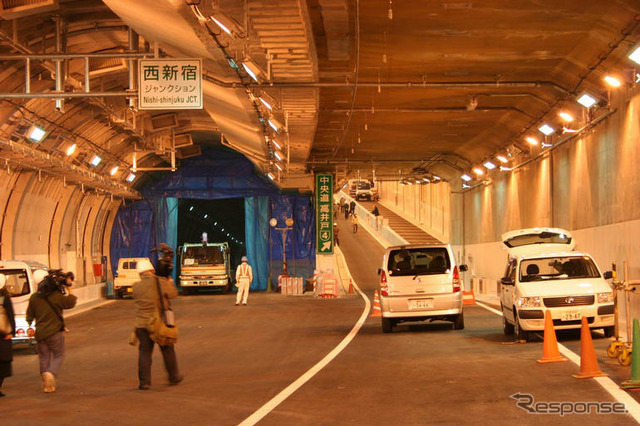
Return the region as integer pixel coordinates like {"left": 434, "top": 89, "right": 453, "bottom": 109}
{"left": 3, "top": 213, "right": 639, "bottom": 425}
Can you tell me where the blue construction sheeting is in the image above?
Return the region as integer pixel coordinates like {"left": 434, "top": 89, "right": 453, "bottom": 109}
{"left": 110, "top": 147, "right": 315, "bottom": 290}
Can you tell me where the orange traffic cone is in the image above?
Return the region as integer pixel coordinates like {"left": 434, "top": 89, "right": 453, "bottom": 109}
{"left": 573, "top": 316, "right": 608, "bottom": 378}
{"left": 462, "top": 290, "right": 476, "bottom": 306}
{"left": 370, "top": 290, "right": 381, "bottom": 317}
{"left": 537, "top": 310, "right": 567, "bottom": 363}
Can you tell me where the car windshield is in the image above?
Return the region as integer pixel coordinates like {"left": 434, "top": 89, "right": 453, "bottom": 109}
{"left": 182, "top": 246, "right": 225, "bottom": 266}
{"left": 356, "top": 182, "right": 371, "bottom": 190}
{"left": 1, "top": 269, "right": 31, "bottom": 297}
{"left": 387, "top": 247, "right": 450, "bottom": 276}
{"left": 519, "top": 256, "right": 599, "bottom": 282}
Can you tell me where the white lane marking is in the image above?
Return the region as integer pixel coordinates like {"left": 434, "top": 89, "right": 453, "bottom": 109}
{"left": 239, "top": 248, "right": 371, "bottom": 426}
{"left": 476, "top": 300, "right": 640, "bottom": 422}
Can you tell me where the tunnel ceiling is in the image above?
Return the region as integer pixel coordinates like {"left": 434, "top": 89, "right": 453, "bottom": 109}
{"left": 0, "top": 0, "right": 639, "bottom": 194}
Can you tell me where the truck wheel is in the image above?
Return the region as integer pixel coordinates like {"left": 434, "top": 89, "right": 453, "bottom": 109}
{"left": 502, "top": 304, "right": 514, "bottom": 335}
{"left": 515, "top": 311, "right": 529, "bottom": 342}
{"left": 453, "top": 312, "right": 465, "bottom": 330}
{"left": 603, "top": 326, "right": 615, "bottom": 338}
{"left": 382, "top": 317, "right": 393, "bottom": 333}
{"left": 115, "top": 291, "right": 122, "bottom": 299}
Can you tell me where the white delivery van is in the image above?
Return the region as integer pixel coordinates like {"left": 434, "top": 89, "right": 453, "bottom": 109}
{"left": 114, "top": 257, "right": 154, "bottom": 298}
{"left": 499, "top": 228, "right": 614, "bottom": 342}
{"left": 0, "top": 260, "right": 42, "bottom": 349}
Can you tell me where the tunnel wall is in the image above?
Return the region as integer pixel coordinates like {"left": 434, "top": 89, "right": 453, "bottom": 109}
{"left": 0, "top": 169, "right": 120, "bottom": 291}
{"left": 376, "top": 180, "right": 451, "bottom": 243}
{"left": 457, "top": 89, "right": 640, "bottom": 288}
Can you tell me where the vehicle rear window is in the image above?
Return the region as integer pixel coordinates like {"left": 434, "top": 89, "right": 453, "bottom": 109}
{"left": 504, "top": 231, "right": 571, "bottom": 248}
{"left": 1, "top": 269, "right": 31, "bottom": 297}
{"left": 387, "top": 247, "right": 451, "bottom": 276}
{"left": 519, "top": 256, "right": 599, "bottom": 282}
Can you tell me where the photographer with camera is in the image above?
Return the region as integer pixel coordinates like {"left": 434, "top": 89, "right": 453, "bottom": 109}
{"left": 26, "top": 270, "right": 77, "bottom": 393}
{"left": 133, "top": 243, "right": 183, "bottom": 390}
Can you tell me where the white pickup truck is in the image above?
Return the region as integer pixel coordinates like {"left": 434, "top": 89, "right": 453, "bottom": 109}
{"left": 113, "top": 257, "right": 154, "bottom": 298}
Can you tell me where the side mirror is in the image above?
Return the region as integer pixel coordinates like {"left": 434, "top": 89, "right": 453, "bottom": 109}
{"left": 458, "top": 264, "right": 468, "bottom": 272}
{"left": 603, "top": 271, "right": 613, "bottom": 280}
{"left": 501, "top": 277, "right": 514, "bottom": 286}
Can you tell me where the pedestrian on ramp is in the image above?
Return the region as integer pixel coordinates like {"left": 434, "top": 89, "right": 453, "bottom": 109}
{"left": 235, "top": 256, "right": 253, "bottom": 306}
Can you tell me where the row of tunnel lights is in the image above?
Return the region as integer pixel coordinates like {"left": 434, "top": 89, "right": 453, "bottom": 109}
{"left": 203, "top": 8, "right": 288, "bottom": 182}
{"left": 459, "top": 46, "right": 640, "bottom": 189}
{"left": 189, "top": 206, "right": 243, "bottom": 246}
{"left": 25, "top": 125, "right": 136, "bottom": 183}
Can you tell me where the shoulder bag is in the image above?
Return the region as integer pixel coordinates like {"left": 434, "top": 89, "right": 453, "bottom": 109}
{"left": 147, "top": 277, "right": 178, "bottom": 346}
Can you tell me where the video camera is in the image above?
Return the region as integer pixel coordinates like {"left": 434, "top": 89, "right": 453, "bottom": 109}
{"left": 38, "top": 269, "right": 74, "bottom": 295}
{"left": 151, "top": 243, "right": 174, "bottom": 277}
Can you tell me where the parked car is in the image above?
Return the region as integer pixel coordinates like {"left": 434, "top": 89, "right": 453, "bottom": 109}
{"left": 377, "top": 244, "right": 467, "bottom": 333}
{"left": 0, "top": 260, "right": 43, "bottom": 349}
{"left": 499, "top": 228, "right": 615, "bottom": 342}
{"left": 114, "top": 257, "right": 154, "bottom": 298}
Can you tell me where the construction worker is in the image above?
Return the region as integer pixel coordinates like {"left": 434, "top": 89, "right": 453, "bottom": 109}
{"left": 235, "top": 256, "right": 253, "bottom": 306}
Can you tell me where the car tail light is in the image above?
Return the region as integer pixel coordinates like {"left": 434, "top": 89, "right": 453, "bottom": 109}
{"left": 16, "top": 328, "right": 25, "bottom": 336}
{"left": 380, "top": 270, "right": 388, "bottom": 296}
{"left": 27, "top": 327, "right": 35, "bottom": 336}
{"left": 452, "top": 266, "right": 461, "bottom": 292}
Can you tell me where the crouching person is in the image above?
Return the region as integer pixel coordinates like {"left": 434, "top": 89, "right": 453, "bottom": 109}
{"left": 26, "top": 270, "right": 77, "bottom": 393}
{"left": 133, "top": 243, "right": 183, "bottom": 390}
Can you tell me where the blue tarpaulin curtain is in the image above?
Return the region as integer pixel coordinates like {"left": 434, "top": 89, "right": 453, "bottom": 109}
{"left": 110, "top": 147, "right": 316, "bottom": 289}
{"left": 244, "top": 196, "right": 269, "bottom": 290}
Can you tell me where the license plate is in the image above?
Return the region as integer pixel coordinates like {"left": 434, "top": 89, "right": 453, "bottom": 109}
{"left": 409, "top": 299, "right": 433, "bottom": 310}
{"left": 561, "top": 310, "right": 581, "bottom": 321}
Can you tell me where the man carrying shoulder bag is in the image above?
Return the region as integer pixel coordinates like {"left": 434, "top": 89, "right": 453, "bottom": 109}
{"left": 133, "top": 243, "right": 183, "bottom": 390}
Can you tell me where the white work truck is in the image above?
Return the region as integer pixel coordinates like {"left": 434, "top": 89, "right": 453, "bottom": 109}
{"left": 179, "top": 242, "right": 232, "bottom": 294}
{"left": 113, "top": 257, "right": 154, "bottom": 298}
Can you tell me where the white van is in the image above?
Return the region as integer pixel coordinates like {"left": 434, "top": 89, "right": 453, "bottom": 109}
{"left": 378, "top": 244, "right": 468, "bottom": 333}
{"left": 114, "top": 257, "right": 154, "bottom": 298}
{"left": 0, "top": 260, "right": 41, "bottom": 348}
{"left": 499, "top": 228, "right": 614, "bottom": 341}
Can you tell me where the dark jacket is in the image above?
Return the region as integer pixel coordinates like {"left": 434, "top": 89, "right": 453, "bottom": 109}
{"left": 0, "top": 290, "right": 16, "bottom": 363}
{"left": 26, "top": 290, "right": 77, "bottom": 341}
{"left": 133, "top": 271, "right": 178, "bottom": 329}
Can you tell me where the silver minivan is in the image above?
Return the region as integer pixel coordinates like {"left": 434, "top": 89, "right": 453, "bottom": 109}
{"left": 377, "top": 244, "right": 468, "bottom": 333}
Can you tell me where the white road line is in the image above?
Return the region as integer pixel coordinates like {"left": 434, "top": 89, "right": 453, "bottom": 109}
{"left": 476, "top": 300, "right": 640, "bottom": 422}
{"left": 239, "top": 248, "right": 371, "bottom": 426}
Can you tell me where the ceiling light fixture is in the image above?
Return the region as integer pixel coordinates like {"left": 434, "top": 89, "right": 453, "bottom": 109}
{"left": 267, "top": 172, "right": 275, "bottom": 181}
{"left": 90, "top": 155, "right": 102, "bottom": 167}
{"left": 461, "top": 174, "right": 472, "bottom": 182}
{"left": 628, "top": 46, "right": 640, "bottom": 64}
{"left": 27, "top": 125, "right": 46, "bottom": 142}
{"left": 496, "top": 155, "right": 508, "bottom": 164}
{"left": 525, "top": 136, "right": 539, "bottom": 146}
{"left": 242, "top": 58, "right": 266, "bottom": 83}
{"left": 603, "top": 75, "right": 622, "bottom": 88}
{"left": 483, "top": 161, "right": 496, "bottom": 170}
{"left": 210, "top": 11, "right": 244, "bottom": 37}
{"left": 472, "top": 167, "right": 484, "bottom": 176}
{"left": 538, "top": 124, "right": 555, "bottom": 136}
{"left": 558, "top": 112, "right": 574, "bottom": 122}
{"left": 66, "top": 143, "right": 77, "bottom": 156}
{"left": 268, "top": 117, "right": 283, "bottom": 133}
{"left": 576, "top": 92, "right": 597, "bottom": 108}
{"left": 271, "top": 139, "right": 282, "bottom": 150}
{"left": 110, "top": 165, "right": 119, "bottom": 176}
{"left": 274, "top": 162, "right": 284, "bottom": 172}
{"left": 274, "top": 150, "right": 284, "bottom": 161}
{"left": 126, "top": 173, "right": 136, "bottom": 182}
